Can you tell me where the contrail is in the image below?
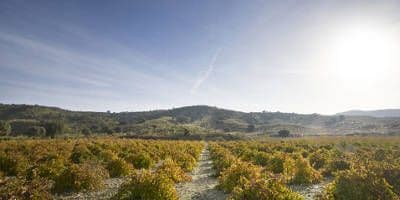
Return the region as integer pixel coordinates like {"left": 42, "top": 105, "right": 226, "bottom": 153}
{"left": 190, "top": 48, "right": 222, "bottom": 94}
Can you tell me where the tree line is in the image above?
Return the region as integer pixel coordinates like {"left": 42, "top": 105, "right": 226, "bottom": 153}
{"left": 0, "top": 120, "right": 65, "bottom": 138}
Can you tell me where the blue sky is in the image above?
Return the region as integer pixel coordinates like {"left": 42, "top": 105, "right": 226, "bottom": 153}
{"left": 1, "top": 0, "right": 400, "bottom": 114}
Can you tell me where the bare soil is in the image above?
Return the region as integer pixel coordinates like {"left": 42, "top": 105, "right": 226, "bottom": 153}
{"left": 175, "top": 144, "right": 227, "bottom": 200}
{"left": 56, "top": 145, "right": 227, "bottom": 200}
{"left": 54, "top": 178, "right": 125, "bottom": 200}
{"left": 289, "top": 178, "right": 333, "bottom": 200}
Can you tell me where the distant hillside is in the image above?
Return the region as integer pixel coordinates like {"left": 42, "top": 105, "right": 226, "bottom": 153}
{"left": 338, "top": 109, "right": 400, "bottom": 118}
{"left": 1, "top": 103, "right": 400, "bottom": 137}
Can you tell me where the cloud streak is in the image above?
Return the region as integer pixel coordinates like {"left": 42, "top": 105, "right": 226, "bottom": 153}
{"left": 190, "top": 48, "right": 222, "bottom": 94}
{"left": 0, "top": 29, "right": 194, "bottom": 111}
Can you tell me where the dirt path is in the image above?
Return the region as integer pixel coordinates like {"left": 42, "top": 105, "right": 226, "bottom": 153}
{"left": 176, "top": 144, "right": 227, "bottom": 200}
{"left": 56, "top": 146, "right": 226, "bottom": 200}
{"left": 55, "top": 178, "right": 125, "bottom": 200}
{"left": 289, "top": 178, "right": 333, "bottom": 200}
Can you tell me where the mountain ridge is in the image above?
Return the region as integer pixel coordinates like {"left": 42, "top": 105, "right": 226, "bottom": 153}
{"left": 1, "top": 103, "right": 400, "bottom": 136}
{"left": 338, "top": 109, "right": 400, "bottom": 118}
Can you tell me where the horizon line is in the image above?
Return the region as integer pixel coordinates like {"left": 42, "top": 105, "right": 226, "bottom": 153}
{"left": 1, "top": 102, "right": 398, "bottom": 116}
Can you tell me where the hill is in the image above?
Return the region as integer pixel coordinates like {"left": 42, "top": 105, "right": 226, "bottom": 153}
{"left": 1, "top": 103, "right": 400, "bottom": 137}
{"left": 338, "top": 109, "right": 400, "bottom": 118}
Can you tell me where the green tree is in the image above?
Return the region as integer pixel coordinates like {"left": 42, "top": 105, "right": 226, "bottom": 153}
{"left": 26, "top": 126, "right": 46, "bottom": 137}
{"left": 101, "top": 126, "right": 113, "bottom": 135}
{"left": 81, "top": 128, "right": 92, "bottom": 137}
{"left": 175, "top": 116, "right": 190, "bottom": 123}
{"left": 183, "top": 128, "right": 190, "bottom": 136}
{"left": 247, "top": 124, "right": 255, "bottom": 132}
{"left": 43, "top": 120, "right": 65, "bottom": 138}
{"left": 0, "top": 120, "right": 11, "bottom": 136}
{"left": 114, "top": 126, "right": 123, "bottom": 133}
{"left": 278, "top": 129, "right": 290, "bottom": 137}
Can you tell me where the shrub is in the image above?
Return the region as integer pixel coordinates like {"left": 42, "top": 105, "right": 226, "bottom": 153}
{"left": 0, "top": 153, "right": 18, "bottom": 176}
{"left": 173, "top": 153, "right": 197, "bottom": 172}
{"left": 301, "top": 150, "right": 309, "bottom": 158}
{"left": 218, "top": 161, "right": 261, "bottom": 193}
{"left": 283, "top": 156, "right": 296, "bottom": 180}
{"left": 53, "top": 163, "right": 108, "bottom": 193}
{"left": 112, "top": 170, "right": 178, "bottom": 200}
{"left": 98, "top": 149, "right": 118, "bottom": 163}
{"left": 321, "top": 169, "right": 398, "bottom": 200}
{"left": 374, "top": 149, "right": 387, "bottom": 161}
{"left": 328, "top": 159, "right": 350, "bottom": 171}
{"left": 0, "top": 153, "right": 29, "bottom": 176}
{"left": 378, "top": 164, "right": 400, "bottom": 195}
{"left": 125, "top": 152, "right": 153, "bottom": 169}
{"left": 252, "top": 152, "right": 270, "bottom": 166}
{"left": 185, "top": 145, "right": 203, "bottom": 159}
{"left": 309, "top": 151, "right": 327, "bottom": 170}
{"left": 26, "top": 155, "right": 65, "bottom": 180}
{"left": 230, "top": 177, "right": 303, "bottom": 200}
{"left": 322, "top": 159, "right": 350, "bottom": 177}
{"left": 213, "top": 153, "right": 237, "bottom": 175}
{"left": 156, "top": 158, "right": 191, "bottom": 183}
{"left": 291, "top": 157, "right": 322, "bottom": 184}
{"left": 240, "top": 149, "right": 257, "bottom": 162}
{"left": 283, "top": 146, "right": 296, "bottom": 153}
{"left": 0, "top": 177, "right": 52, "bottom": 200}
{"left": 87, "top": 142, "right": 103, "bottom": 155}
{"left": 266, "top": 153, "right": 285, "bottom": 174}
{"left": 106, "top": 158, "right": 132, "bottom": 177}
{"left": 70, "top": 143, "right": 95, "bottom": 164}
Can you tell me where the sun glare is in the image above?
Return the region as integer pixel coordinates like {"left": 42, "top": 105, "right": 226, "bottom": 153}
{"left": 322, "top": 25, "right": 398, "bottom": 82}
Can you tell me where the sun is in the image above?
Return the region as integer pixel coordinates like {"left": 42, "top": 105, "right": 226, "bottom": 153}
{"left": 321, "top": 25, "right": 398, "bottom": 83}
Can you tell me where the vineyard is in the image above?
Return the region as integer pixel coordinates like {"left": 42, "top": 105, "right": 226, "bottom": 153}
{"left": 0, "top": 136, "right": 400, "bottom": 199}
{"left": 209, "top": 137, "right": 400, "bottom": 200}
{"left": 0, "top": 138, "right": 203, "bottom": 199}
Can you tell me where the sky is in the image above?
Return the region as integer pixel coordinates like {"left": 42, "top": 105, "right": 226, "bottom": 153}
{"left": 1, "top": 0, "right": 400, "bottom": 114}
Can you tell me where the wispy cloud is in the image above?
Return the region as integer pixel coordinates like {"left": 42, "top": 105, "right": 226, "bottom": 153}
{"left": 0, "top": 30, "right": 193, "bottom": 111}
{"left": 190, "top": 48, "right": 222, "bottom": 94}
{"left": 0, "top": 31, "right": 163, "bottom": 86}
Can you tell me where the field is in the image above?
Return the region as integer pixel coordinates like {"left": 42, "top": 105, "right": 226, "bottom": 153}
{"left": 0, "top": 138, "right": 203, "bottom": 199}
{"left": 209, "top": 136, "right": 400, "bottom": 199}
{"left": 0, "top": 136, "right": 400, "bottom": 199}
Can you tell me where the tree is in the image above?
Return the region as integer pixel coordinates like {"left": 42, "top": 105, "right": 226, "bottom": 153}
{"left": 278, "top": 129, "right": 290, "bottom": 137}
{"left": 247, "top": 124, "right": 255, "bottom": 132}
{"left": 183, "top": 128, "right": 190, "bottom": 136}
{"left": 43, "top": 120, "right": 65, "bottom": 138}
{"left": 26, "top": 126, "right": 46, "bottom": 137}
{"left": 101, "top": 126, "right": 113, "bottom": 135}
{"left": 114, "top": 127, "right": 123, "bottom": 133}
{"left": 81, "top": 128, "right": 92, "bottom": 137}
{"left": 0, "top": 120, "right": 11, "bottom": 136}
{"left": 175, "top": 116, "right": 190, "bottom": 123}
